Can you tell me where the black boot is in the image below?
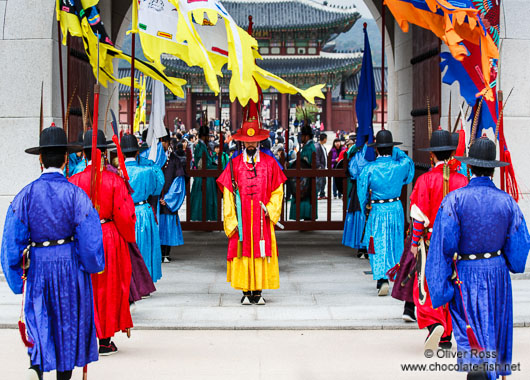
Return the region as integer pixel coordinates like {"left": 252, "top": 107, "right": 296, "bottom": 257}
{"left": 439, "top": 333, "right": 452, "bottom": 350}
{"left": 28, "top": 365, "right": 43, "bottom": 380}
{"left": 57, "top": 370, "right": 73, "bottom": 380}
{"left": 467, "top": 371, "right": 489, "bottom": 380}
{"left": 162, "top": 245, "right": 172, "bottom": 263}
{"left": 425, "top": 323, "right": 444, "bottom": 352}
{"left": 99, "top": 337, "right": 118, "bottom": 356}
{"left": 403, "top": 301, "right": 416, "bottom": 322}
{"left": 241, "top": 291, "right": 252, "bottom": 305}
{"left": 252, "top": 291, "right": 266, "bottom": 305}
{"left": 377, "top": 279, "right": 389, "bottom": 296}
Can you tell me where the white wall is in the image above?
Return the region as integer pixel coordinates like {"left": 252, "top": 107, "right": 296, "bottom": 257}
{"left": 0, "top": 0, "right": 61, "bottom": 233}
{"left": 0, "top": 0, "right": 124, "bottom": 235}
{"left": 499, "top": 0, "right": 530, "bottom": 218}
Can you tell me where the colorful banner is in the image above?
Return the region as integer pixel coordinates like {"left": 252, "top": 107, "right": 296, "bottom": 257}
{"left": 57, "top": 0, "right": 186, "bottom": 96}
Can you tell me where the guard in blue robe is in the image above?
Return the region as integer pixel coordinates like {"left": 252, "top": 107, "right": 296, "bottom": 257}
{"left": 140, "top": 140, "right": 167, "bottom": 168}
{"left": 358, "top": 130, "right": 414, "bottom": 295}
{"left": 426, "top": 137, "right": 530, "bottom": 380}
{"left": 342, "top": 144, "right": 369, "bottom": 250}
{"left": 1, "top": 126, "right": 105, "bottom": 380}
{"left": 122, "top": 134, "right": 165, "bottom": 282}
{"left": 64, "top": 131, "right": 85, "bottom": 177}
{"left": 158, "top": 133, "right": 186, "bottom": 262}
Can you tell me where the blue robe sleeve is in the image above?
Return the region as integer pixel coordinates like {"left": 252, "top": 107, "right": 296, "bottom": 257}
{"left": 163, "top": 176, "right": 186, "bottom": 213}
{"left": 425, "top": 195, "right": 460, "bottom": 309}
{"left": 0, "top": 204, "right": 29, "bottom": 294}
{"left": 357, "top": 165, "right": 371, "bottom": 212}
{"left": 73, "top": 190, "right": 105, "bottom": 274}
{"left": 348, "top": 145, "right": 368, "bottom": 180}
{"left": 141, "top": 143, "right": 167, "bottom": 168}
{"left": 502, "top": 199, "right": 530, "bottom": 273}
{"left": 392, "top": 147, "right": 415, "bottom": 185}
{"left": 151, "top": 165, "right": 165, "bottom": 196}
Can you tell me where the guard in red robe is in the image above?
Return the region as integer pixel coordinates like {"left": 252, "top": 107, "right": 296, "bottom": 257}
{"left": 70, "top": 130, "right": 136, "bottom": 355}
{"left": 217, "top": 106, "right": 287, "bottom": 305}
{"left": 409, "top": 128, "right": 468, "bottom": 352}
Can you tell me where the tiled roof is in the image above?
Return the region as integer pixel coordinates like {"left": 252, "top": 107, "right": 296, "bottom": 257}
{"left": 119, "top": 53, "right": 361, "bottom": 94}
{"left": 221, "top": 0, "right": 360, "bottom": 31}
{"left": 344, "top": 67, "right": 388, "bottom": 95}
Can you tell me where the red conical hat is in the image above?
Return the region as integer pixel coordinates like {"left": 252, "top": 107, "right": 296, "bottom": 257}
{"left": 232, "top": 117, "right": 270, "bottom": 142}
{"left": 232, "top": 84, "right": 269, "bottom": 142}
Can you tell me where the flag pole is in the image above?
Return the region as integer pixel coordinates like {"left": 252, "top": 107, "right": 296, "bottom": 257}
{"left": 57, "top": 21, "right": 66, "bottom": 131}
{"left": 90, "top": 32, "right": 101, "bottom": 211}
{"left": 130, "top": 33, "right": 136, "bottom": 135}
{"left": 380, "top": 0, "right": 385, "bottom": 130}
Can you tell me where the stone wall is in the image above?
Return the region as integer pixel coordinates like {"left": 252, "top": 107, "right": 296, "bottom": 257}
{"left": 0, "top": 0, "right": 123, "bottom": 234}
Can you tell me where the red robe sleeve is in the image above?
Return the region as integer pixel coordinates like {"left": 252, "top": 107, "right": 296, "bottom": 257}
{"left": 217, "top": 162, "right": 234, "bottom": 192}
{"left": 269, "top": 157, "right": 287, "bottom": 190}
{"left": 111, "top": 174, "right": 137, "bottom": 243}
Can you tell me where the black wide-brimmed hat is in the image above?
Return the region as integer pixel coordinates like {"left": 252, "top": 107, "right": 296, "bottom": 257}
{"left": 83, "top": 129, "right": 115, "bottom": 150}
{"left": 198, "top": 125, "right": 210, "bottom": 138}
{"left": 451, "top": 132, "right": 460, "bottom": 148}
{"left": 418, "top": 128, "right": 457, "bottom": 152}
{"left": 25, "top": 125, "right": 82, "bottom": 155}
{"left": 368, "top": 129, "right": 402, "bottom": 148}
{"left": 120, "top": 133, "right": 144, "bottom": 153}
{"left": 301, "top": 125, "right": 313, "bottom": 136}
{"left": 456, "top": 136, "right": 509, "bottom": 168}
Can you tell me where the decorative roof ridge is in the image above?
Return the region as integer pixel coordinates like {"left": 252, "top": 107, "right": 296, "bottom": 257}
{"left": 221, "top": 0, "right": 359, "bottom": 15}
{"left": 259, "top": 53, "right": 361, "bottom": 61}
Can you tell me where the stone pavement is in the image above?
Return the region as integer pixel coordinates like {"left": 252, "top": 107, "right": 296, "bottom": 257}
{"left": 2, "top": 231, "right": 529, "bottom": 329}
{"left": 1, "top": 328, "right": 529, "bottom": 380}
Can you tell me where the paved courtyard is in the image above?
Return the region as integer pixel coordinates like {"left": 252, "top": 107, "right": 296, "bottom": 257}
{"left": 1, "top": 328, "right": 529, "bottom": 379}
{"left": 2, "top": 230, "right": 529, "bottom": 330}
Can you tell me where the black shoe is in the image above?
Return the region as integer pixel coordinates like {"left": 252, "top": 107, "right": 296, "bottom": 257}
{"left": 241, "top": 291, "right": 252, "bottom": 305}
{"left": 425, "top": 324, "right": 444, "bottom": 352}
{"left": 467, "top": 371, "right": 489, "bottom": 380}
{"left": 252, "top": 291, "right": 266, "bottom": 305}
{"left": 377, "top": 279, "right": 389, "bottom": 296}
{"left": 403, "top": 302, "right": 416, "bottom": 323}
{"left": 27, "top": 366, "right": 42, "bottom": 380}
{"left": 99, "top": 341, "right": 118, "bottom": 356}
{"left": 439, "top": 334, "right": 452, "bottom": 350}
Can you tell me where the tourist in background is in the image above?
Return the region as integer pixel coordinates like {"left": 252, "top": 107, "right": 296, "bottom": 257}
{"left": 190, "top": 125, "right": 218, "bottom": 221}
{"left": 290, "top": 125, "right": 318, "bottom": 220}
{"left": 315, "top": 133, "right": 328, "bottom": 199}
{"left": 330, "top": 138, "right": 345, "bottom": 199}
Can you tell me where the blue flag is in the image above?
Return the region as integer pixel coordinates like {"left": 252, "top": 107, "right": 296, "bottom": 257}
{"left": 355, "top": 26, "right": 376, "bottom": 161}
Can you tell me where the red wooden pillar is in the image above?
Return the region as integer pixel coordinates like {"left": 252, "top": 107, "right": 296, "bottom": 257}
{"left": 215, "top": 98, "right": 220, "bottom": 120}
{"left": 277, "top": 94, "right": 282, "bottom": 125}
{"left": 270, "top": 95, "right": 276, "bottom": 121}
{"left": 185, "top": 87, "right": 193, "bottom": 131}
{"left": 230, "top": 100, "right": 238, "bottom": 130}
{"left": 280, "top": 93, "right": 288, "bottom": 130}
{"left": 326, "top": 86, "right": 332, "bottom": 131}
{"left": 352, "top": 95, "right": 358, "bottom": 130}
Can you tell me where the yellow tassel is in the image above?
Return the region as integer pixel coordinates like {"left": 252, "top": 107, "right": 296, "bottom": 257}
{"left": 443, "top": 161, "right": 450, "bottom": 197}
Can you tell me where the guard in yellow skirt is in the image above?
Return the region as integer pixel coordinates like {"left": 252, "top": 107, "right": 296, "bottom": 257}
{"left": 217, "top": 114, "right": 287, "bottom": 305}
